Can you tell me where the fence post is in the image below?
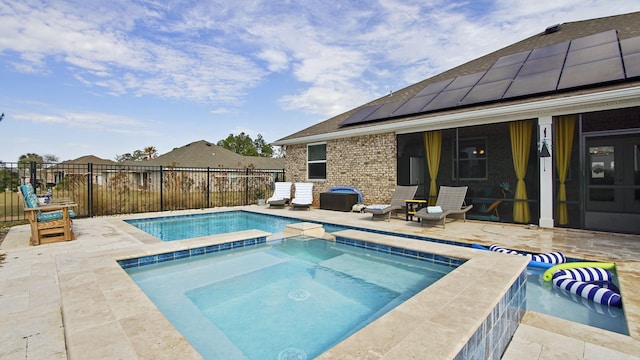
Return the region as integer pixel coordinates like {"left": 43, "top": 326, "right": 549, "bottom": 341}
{"left": 160, "top": 165, "right": 164, "bottom": 212}
{"left": 29, "top": 161, "right": 37, "bottom": 187}
{"left": 245, "top": 168, "right": 249, "bottom": 205}
{"left": 88, "top": 163, "right": 93, "bottom": 217}
{"left": 207, "top": 167, "right": 211, "bottom": 208}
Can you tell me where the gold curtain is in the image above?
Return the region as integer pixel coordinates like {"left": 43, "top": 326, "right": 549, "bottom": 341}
{"left": 554, "top": 115, "right": 576, "bottom": 225}
{"left": 509, "top": 120, "right": 532, "bottom": 223}
{"left": 423, "top": 130, "right": 442, "bottom": 205}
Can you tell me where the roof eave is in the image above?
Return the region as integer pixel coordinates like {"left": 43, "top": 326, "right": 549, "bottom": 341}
{"left": 273, "top": 86, "right": 640, "bottom": 146}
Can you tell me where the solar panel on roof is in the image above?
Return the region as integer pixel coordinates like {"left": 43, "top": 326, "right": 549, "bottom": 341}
{"left": 414, "top": 78, "right": 454, "bottom": 97}
{"left": 623, "top": 53, "right": 640, "bottom": 78}
{"left": 569, "top": 29, "right": 618, "bottom": 51}
{"left": 443, "top": 72, "right": 485, "bottom": 90}
{"left": 391, "top": 94, "right": 438, "bottom": 117}
{"left": 503, "top": 70, "right": 562, "bottom": 98}
{"left": 518, "top": 54, "right": 566, "bottom": 77}
{"left": 621, "top": 36, "right": 640, "bottom": 55}
{"left": 558, "top": 57, "right": 625, "bottom": 89}
{"left": 528, "top": 41, "right": 570, "bottom": 60}
{"left": 339, "top": 105, "right": 381, "bottom": 126}
{"left": 492, "top": 51, "right": 530, "bottom": 68}
{"left": 621, "top": 36, "right": 640, "bottom": 78}
{"left": 564, "top": 42, "right": 621, "bottom": 67}
{"left": 339, "top": 30, "right": 637, "bottom": 128}
{"left": 478, "top": 63, "right": 522, "bottom": 84}
{"left": 423, "top": 87, "right": 472, "bottom": 111}
{"left": 362, "top": 100, "right": 406, "bottom": 122}
{"left": 459, "top": 79, "right": 512, "bottom": 105}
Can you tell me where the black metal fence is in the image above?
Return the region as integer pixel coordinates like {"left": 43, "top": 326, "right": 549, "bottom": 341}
{"left": 0, "top": 161, "right": 285, "bottom": 223}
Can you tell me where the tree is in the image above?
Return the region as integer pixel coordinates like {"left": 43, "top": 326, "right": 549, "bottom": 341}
{"left": 18, "top": 153, "right": 44, "bottom": 165}
{"left": 0, "top": 167, "right": 20, "bottom": 190}
{"left": 217, "top": 132, "right": 274, "bottom": 157}
{"left": 43, "top": 154, "right": 59, "bottom": 163}
{"left": 142, "top": 146, "right": 159, "bottom": 160}
{"left": 115, "top": 146, "right": 158, "bottom": 162}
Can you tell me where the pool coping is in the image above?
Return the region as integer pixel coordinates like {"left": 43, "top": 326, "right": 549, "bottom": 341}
{"left": 3, "top": 206, "right": 638, "bottom": 359}
{"left": 58, "top": 216, "right": 530, "bottom": 360}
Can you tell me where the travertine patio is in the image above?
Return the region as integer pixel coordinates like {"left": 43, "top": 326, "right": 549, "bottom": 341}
{"left": 1, "top": 206, "right": 639, "bottom": 359}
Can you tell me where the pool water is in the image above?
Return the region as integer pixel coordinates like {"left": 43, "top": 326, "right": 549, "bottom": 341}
{"left": 126, "top": 211, "right": 629, "bottom": 335}
{"left": 125, "top": 211, "right": 346, "bottom": 241}
{"left": 525, "top": 267, "right": 628, "bottom": 334}
{"left": 126, "top": 236, "right": 454, "bottom": 359}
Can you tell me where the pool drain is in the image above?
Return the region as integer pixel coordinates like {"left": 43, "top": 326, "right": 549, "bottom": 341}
{"left": 288, "top": 288, "right": 310, "bottom": 301}
{"left": 278, "top": 347, "right": 307, "bottom": 360}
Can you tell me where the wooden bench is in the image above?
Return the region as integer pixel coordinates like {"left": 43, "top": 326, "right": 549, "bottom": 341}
{"left": 18, "top": 184, "right": 77, "bottom": 246}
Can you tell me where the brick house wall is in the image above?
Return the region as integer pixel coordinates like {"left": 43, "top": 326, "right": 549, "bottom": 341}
{"left": 285, "top": 133, "right": 398, "bottom": 206}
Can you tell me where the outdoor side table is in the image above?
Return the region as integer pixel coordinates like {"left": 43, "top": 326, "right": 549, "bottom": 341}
{"left": 405, "top": 199, "right": 427, "bottom": 221}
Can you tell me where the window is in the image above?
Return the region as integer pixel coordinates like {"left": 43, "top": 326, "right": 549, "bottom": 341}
{"left": 454, "top": 137, "right": 488, "bottom": 180}
{"left": 307, "top": 143, "right": 326, "bottom": 180}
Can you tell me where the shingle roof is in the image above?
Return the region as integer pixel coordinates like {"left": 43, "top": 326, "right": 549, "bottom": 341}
{"left": 276, "top": 11, "right": 640, "bottom": 143}
{"left": 61, "top": 155, "right": 116, "bottom": 165}
{"left": 123, "top": 140, "right": 284, "bottom": 169}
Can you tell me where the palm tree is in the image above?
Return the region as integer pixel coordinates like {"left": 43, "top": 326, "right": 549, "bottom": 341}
{"left": 142, "top": 146, "right": 158, "bottom": 160}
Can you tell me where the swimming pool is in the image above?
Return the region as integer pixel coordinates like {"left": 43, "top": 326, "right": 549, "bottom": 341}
{"left": 124, "top": 236, "right": 458, "bottom": 359}
{"left": 525, "top": 267, "right": 627, "bottom": 334}
{"left": 125, "top": 211, "right": 347, "bottom": 241}
{"left": 125, "top": 210, "right": 628, "bottom": 335}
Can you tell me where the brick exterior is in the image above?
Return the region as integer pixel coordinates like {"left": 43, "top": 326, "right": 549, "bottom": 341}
{"left": 285, "top": 133, "right": 397, "bottom": 206}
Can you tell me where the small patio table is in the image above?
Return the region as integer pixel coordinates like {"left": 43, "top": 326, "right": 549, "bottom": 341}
{"left": 405, "top": 199, "right": 427, "bottom": 221}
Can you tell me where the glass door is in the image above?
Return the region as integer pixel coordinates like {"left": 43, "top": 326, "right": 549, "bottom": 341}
{"left": 584, "top": 134, "right": 640, "bottom": 233}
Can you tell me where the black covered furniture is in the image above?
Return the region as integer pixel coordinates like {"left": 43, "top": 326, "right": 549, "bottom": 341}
{"left": 320, "top": 191, "right": 358, "bottom": 212}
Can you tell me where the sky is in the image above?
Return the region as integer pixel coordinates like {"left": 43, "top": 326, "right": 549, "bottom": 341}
{"left": 1, "top": 1, "right": 639, "bottom": 163}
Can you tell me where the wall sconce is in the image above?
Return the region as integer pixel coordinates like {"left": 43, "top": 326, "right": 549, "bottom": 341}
{"left": 539, "top": 128, "right": 551, "bottom": 157}
{"left": 539, "top": 142, "right": 551, "bottom": 158}
{"left": 539, "top": 127, "right": 551, "bottom": 172}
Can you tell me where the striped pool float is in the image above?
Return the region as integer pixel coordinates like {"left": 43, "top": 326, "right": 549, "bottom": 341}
{"left": 488, "top": 244, "right": 566, "bottom": 264}
{"left": 552, "top": 267, "right": 622, "bottom": 308}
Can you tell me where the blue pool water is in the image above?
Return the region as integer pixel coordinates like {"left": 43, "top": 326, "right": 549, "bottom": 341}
{"left": 125, "top": 211, "right": 628, "bottom": 335}
{"left": 125, "top": 236, "right": 454, "bottom": 359}
{"left": 525, "top": 267, "right": 627, "bottom": 334}
{"left": 125, "top": 211, "right": 347, "bottom": 241}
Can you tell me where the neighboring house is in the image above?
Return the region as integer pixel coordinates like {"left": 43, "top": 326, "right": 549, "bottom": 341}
{"left": 45, "top": 155, "right": 117, "bottom": 186}
{"left": 274, "top": 12, "right": 640, "bottom": 234}
{"left": 121, "top": 140, "right": 285, "bottom": 191}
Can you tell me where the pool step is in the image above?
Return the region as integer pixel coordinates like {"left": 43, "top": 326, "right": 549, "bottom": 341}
{"left": 283, "top": 222, "right": 325, "bottom": 238}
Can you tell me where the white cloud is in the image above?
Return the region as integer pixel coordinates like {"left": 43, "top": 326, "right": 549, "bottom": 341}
{"left": 13, "top": 107, "right": 157, "bottom": 136}
{"left": 257, "top": 49, "right": 290, "bottom": 72}
{"left": 1, "top": 0, "right": 639, "bottom": 122}
{"left": 0, "top": 0, "right": 265, "bottom": 105}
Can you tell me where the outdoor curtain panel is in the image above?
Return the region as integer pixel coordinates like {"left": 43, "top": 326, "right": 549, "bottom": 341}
{"left": 555, "top": 115, "right": 576, "bottom": 225}
{"left": 423, "top": 130, "right": 442, "bottom": 206}
{"left": 509, "top": 120, "right": 532, "bottom": 223}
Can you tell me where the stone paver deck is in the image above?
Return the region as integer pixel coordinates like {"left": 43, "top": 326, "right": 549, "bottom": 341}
{"left": 1, "top": 206, "right": 639, "bottom": 359}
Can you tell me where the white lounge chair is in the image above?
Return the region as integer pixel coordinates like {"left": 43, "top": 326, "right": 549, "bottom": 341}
{"left": 291, "top": 182, "right": 313, "bottom": 210}
{"left": 266, "top": 182, "right": 292, "bottom": 208}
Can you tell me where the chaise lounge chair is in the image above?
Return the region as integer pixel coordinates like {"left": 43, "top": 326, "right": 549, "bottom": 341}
{"left": 415, "top": 186, "right": 473, "bottom": 229}
{"left": 18, "top": 184, "right": 76, "bottom": 245}
{"left": 291, "top": 182, "right": 313, "bottom": 210}
{"left": 266, "top": 182, "right": 292, "bottom": 208}
{"left": 364, "top": 185, "right": 418, "bottom": 221}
